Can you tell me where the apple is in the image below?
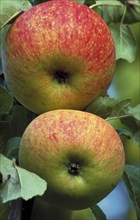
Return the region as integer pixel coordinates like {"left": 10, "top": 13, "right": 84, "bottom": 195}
{"left": 19, "top": 109, "right": 125, "bottom": 210}
{"left": 121, "top": 136, "right": 140, "bottom": 166}
{"left": 108, "top": 118, "right": 140, "bottom": 166}
{"left": 2, "top": 0, "right": 115, "bottom": 114}
{"left": 71, "top": 208, "right": 95, "bottom": 220}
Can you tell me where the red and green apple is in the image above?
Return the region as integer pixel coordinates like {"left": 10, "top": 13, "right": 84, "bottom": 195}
{"left": 2, "top": 0, "right": 115, "bottom": 113}
{"left": 19, "top": 109, "right": 125, "bottom": 210}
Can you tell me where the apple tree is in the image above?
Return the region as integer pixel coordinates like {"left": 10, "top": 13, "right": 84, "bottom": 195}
{"left": 0, "top": 0, "right": 140, "bottom": 219}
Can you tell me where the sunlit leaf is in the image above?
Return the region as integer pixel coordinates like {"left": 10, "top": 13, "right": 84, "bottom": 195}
{"left": 0, "top": 0, "right": 32, "bottom": 29}
{"left": 0, "top": 154, "right": 47, "bottom": 203}
{"left": 110, "top": 23, "right": 137, "bottom": 63}
{"left": 128, "top": 104, "right": 140, "bottom": 121}
{"left": 95, "top": 0, "right": 122, "bottom": 5}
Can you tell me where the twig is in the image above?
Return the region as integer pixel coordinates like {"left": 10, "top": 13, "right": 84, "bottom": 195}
{"left": 105, "top": 115, "right": 129, "bottom": 121}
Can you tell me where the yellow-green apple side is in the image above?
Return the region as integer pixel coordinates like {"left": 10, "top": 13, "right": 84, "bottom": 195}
{"left": 71, "top": 208, "right": 95, "bottom": 220}
{"left": 2, "top": 0, "right": 115, "bottom": 114}
{"left": 19, "top": 110, "right": 125, "bottom": 210}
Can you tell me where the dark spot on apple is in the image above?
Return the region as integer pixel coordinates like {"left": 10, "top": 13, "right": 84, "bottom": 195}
{"left": 68, "top": 162, "right": 80, "bottom": 175}
{"left": 54, "top": 70, "right": 69, "bottom": 84}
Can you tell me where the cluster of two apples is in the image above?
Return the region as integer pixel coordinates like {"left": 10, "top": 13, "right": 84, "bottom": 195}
{"left": 2, "top": 0, "right": 125, "bottom": 217}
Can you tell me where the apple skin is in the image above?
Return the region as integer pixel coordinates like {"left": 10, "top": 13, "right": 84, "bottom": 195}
{"left": 19, "top": 109, "right": 125, "bottom": 210}
{"left": 71, "top": 208, "right": 95, "bottom": 220}
{"left": 2, "top": 0, "right": 115, "bottom": 114}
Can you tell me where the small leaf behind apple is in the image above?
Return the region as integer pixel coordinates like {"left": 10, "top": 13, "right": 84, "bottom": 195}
{"left": 4, "top": 137, "right": 21, "bottom": 161}
{"left": 109, "top": 23, "right": 137, "bottom": 63}
{"left": 0, "top": 85, "right": 13, "bottom": 115}
{"left": 86, "top": 96, "right": 131, "bottom": 120}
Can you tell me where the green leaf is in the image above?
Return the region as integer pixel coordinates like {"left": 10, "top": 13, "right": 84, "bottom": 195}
{"left": 90, "top": 0, "right": 140, "bottom": 24}
{"left": 86, "top": 97, "right": 140, "bottom": 144}
{"left": 0, "top": 121, "right": 9, "bottom": 154}
{"left": 86, "top": 96, "right": 131, "bottom": 120}
{"left": 8, "top": 104, "right": 35, "bottom": 137}
{"left": 95, "top": 0, "right": 122, "bottom": 6}
{"left": 0, "top": 85, "right": 13, "bottom": 115}
{"left": 33, "top": 0, "right": 50, "bottom": 5}
{"left": 124, "top": 0, "right": 140, "bottom": 24}
{"left": 85, "top": 0, "right": 96, "bottom": 7}
{"left": 121, "top": 104, "right": 140, "bottom": 145}
{"left": 4, "top": 137, "right": 21, "bottom": 161}
{"left": 0, "top": 154, "right": 47, "bottom": 203}
{"left": 124, "top": 165, "right": 140, "bottom": 219}
{"left": 86, "top": 96, "right": 118, "bottom": 118}
{"left": 0, "top": 0, "right": 32, "bottom": 29}
{"left": 91, "top": 204, "right": 107, "bottom": 220}
{"left": 110, "top": 99, "right": 131, "bottom": 118}
{"left": 109, "top": 23, "right": 137, "bottom": 63}
{"left": 121, "top": 117, "right": 140, "bottom": 145}
{"left": 89, "top": 0, "right": 124, "bottom": 24}
{"left": 128, "top": 104, "right": 140, "bottom": 121}
{"left": 116, "top": 128, "right": 132, "bottom": 139}
{"left": 76, "top": 0, "right": 85, "bottom": 3}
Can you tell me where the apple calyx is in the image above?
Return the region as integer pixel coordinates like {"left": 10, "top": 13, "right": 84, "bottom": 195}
{"left": 54, "top": 70, "right": 69, "bottom": 84}
{"left": 68, "top": 162, "right": 80, "bottom": 175}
